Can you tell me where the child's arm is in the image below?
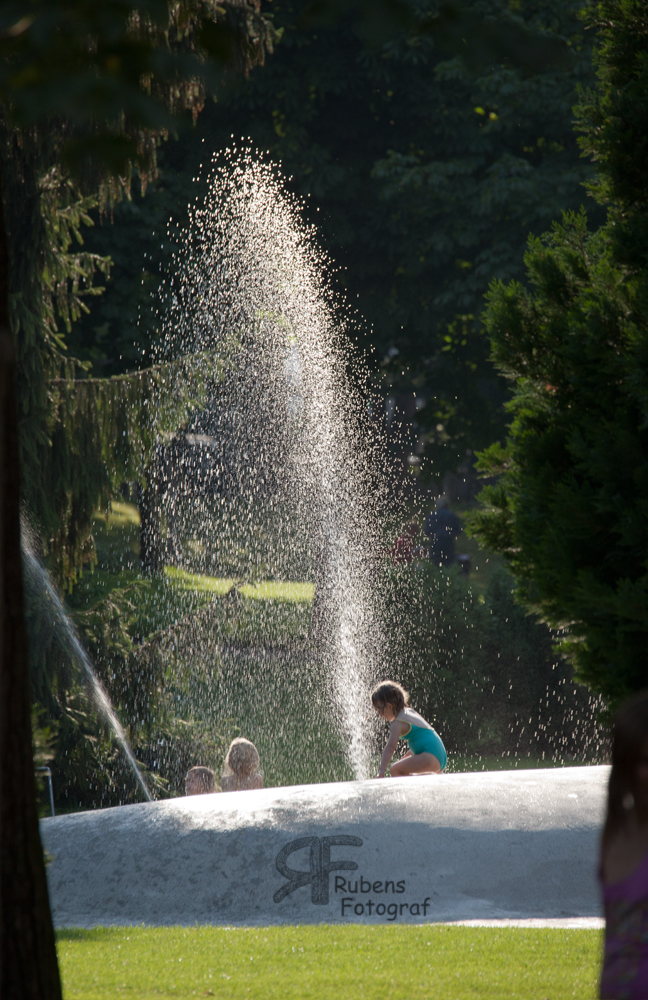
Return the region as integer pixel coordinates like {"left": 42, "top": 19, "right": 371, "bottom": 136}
{"left": 377, "top": 721, "right": 408, "bottom": 778}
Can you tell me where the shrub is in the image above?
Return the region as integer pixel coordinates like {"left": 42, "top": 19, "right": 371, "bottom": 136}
{"left": 382, "top": 563, "right": 606, "bottom": 763}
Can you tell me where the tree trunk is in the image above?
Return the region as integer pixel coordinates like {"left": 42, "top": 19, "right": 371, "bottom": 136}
{"left": 0, "top": 159, "right": 63, "bottom": 998}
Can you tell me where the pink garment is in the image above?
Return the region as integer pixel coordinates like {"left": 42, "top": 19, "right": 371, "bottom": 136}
{"left": 601, "top": 850, "right": 648, "bottom": 999}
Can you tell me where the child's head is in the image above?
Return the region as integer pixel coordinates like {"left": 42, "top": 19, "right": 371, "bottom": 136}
{"left": 404, "top": 520, "right": 419, "bottom": 538}
{"left": 371, "top": 680, "right": 409, "bottom": 717}
{"left": 185, "top": 765, "right": 216, "bottom": 796}
{"left": 604, "top": 689, "right": 648, "bottom": 844}
{"left": 224, "top": 738, "right": 260, "bottom": 778}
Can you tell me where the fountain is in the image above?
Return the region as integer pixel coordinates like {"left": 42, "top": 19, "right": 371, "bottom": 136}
{"left": 23, "top": 537, "right": 152, "bottom": 803}
{"left": 39, "top": 151, "right": 609, "bottom": 926}
{"left": 145, "top": 148, "right": 388, "bottom": 781}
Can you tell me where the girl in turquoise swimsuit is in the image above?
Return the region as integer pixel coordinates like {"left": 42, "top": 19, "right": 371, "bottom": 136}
{"left": 371, "top": 680, "right": 447, "bottom": 778}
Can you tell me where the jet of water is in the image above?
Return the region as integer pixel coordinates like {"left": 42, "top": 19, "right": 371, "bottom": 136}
{"left": 149, "top": 149, "right": 392, "bottom": 779}
{"left": 22, "top": 544, "right": 152, "bottom": 803}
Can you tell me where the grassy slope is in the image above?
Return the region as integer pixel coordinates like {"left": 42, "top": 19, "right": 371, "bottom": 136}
{"left": 57, "top": 926, "right": 601, "bottom": 1000}
{"left": 67, "top": 503, "right": 313, "bottom": 644}
{"left": 65, "top": 503, "right": 340, "bottom": 790}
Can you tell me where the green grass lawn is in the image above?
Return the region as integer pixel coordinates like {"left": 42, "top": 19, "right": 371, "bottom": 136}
{"left": 165, "top": 566, "right": 235, "bottom": 596}
{"left": 57, "top": 925, "right": 602, "bottom": 1000}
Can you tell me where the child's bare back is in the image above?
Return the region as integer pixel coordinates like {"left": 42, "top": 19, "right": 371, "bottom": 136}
{"left": 221, "top": 773, "right": 263, "bottom": 791}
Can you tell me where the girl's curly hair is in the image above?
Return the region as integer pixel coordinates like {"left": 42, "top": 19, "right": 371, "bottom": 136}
{"left": 222, "top": 737, "right": 260, "bottom": 778}
{"left": 371, "top": 680, "right": 409, "bottom": 716}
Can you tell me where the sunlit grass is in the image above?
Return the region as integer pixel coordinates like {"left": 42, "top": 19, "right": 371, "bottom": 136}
{"left": 57, "top": 925, "right": 602, "bottom": 1000}
{"left": 103, "top": 501, "right": 140, "bottom": 527}
{"left": 239, "top": 580, "right": 314, "bottom": 602}
{"left": 67, "top": 503, "right": 141, "bottom": 609}
{"left": 163, "top": 570, "right": 314, "bottom": 603}
{"left": 164, "top": 566, "right": 234, "bottom": 595}
{"left": 67, "top": 505, "right": 314, "bottom": 644}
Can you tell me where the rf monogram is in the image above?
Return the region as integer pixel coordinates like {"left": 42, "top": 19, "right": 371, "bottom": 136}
{"left": 273, "top": 835, "right": 363, "bottom": 904}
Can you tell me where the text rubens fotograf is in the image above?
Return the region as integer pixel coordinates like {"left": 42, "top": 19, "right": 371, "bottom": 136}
{"left": 273, "top": 836, "right": 431, "bottom": 921}
{"left": 334, "top": 875, "right": 431, "bottom": 920}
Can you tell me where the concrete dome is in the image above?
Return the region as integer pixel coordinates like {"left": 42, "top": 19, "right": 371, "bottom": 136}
{"left": 42, "top": 766, "right": 608, "bottom": 927}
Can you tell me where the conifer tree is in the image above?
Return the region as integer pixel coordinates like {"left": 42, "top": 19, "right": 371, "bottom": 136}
{"left": 0, "top": 4, "right": 275, "bottom": 995}
{"left": 469, "top": 0, "right": 648, "bottom": 707}
{"left": 0, "top": 0, "right": 276, "bottom": 583}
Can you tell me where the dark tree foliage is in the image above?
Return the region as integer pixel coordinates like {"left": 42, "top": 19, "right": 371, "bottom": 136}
{"left": 1, "top": 0, "right": 275, "bottom": 178}
{"left": 0, "top": 0, "right": 276, "bottom": 582}
{"left": 71, "top": 0, "right": 599, "bottom": 480}
{"left": 468, "top": 0, "right": 648, "bottom": 708}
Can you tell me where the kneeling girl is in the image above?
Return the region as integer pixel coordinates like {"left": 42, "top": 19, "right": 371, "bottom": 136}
{"left": 371, "top": 680, "right": 447, "bottom": 778}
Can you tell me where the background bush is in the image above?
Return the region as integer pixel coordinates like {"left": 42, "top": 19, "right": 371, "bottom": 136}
{"left": 381, "top": 562, "right": 606, "bottom": 766}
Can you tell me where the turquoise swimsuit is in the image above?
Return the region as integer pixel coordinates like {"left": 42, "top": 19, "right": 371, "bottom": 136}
{"left": 403, "top": 720, "right": 447, "bottom": 770}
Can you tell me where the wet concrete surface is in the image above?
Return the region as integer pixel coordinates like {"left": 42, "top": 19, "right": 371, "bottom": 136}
{"left": 41, "top": 766, "right": 608, "bottom": 927}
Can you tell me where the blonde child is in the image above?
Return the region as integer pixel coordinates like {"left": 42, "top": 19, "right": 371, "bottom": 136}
{"left": 221, "top": 737, "right": 264, "bottom": 791}
{"left": 371, "top": 680, "right": 447, "bottom": 778}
